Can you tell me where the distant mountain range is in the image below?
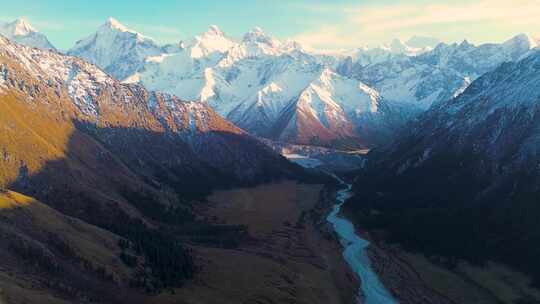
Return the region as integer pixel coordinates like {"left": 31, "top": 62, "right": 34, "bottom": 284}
{"left": 2, "top": 17, "right": 538, "bottom": 149}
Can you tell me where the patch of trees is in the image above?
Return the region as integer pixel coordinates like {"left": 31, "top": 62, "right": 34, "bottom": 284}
{"left": 120, "top": 187, "right": 194, "bottom": 225}
{"left": 110, "top": 189, "right": 250, "bottom": 290}
{"left": 119, "top": 185, "right": 249, "bottom": 248}
{"left": 73, "top": 193, "right": 194, "bottom": 291}
{"left": 119, "top": 251, "right": 138, "bottom": 268}
{"left": 175, "top": 223, "right": 249, "bottom": 249}
{"left": 109, "top": 216, "right": 194, "bottom": 291}
{"left": 153, "top": 157, "right": 335, "bottom": 202}
{"left": 153, "top": 163, "right": 237, "bottom": 201}
{"left": 7, "top": 237, "right": 60, "bottom": 273}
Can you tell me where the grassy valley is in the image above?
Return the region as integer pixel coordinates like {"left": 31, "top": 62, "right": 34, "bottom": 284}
{"left": 152, "top": 181, "right": 358, "bottom": 304}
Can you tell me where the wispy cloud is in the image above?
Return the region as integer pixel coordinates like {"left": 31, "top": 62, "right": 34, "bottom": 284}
{"left": 133, "top": 24, "right": 183, "bottom": 42}
{"left": 292, "top": 0, "right": 540, "bottom": 49}
{"left": 292, "top": 26, "right": 356, "bottom": 49}
{"left": 32, "top": 20, "right": 68, "bottom": 31}
{"left": 0, "top": 15, "right": 67, "bottom": 31}
{"left": 347, "top": 0, "right": 540, "bottom": 32}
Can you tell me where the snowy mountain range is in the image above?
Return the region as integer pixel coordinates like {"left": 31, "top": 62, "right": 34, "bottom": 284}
{"left": 0, "top": 33, "right": 304, "bottom": 184}
{"left": 346, "top": 34, "right": 540, "bottom": 111}
{"left": 360, "top": 48, "right": 540, "bottom": 179}
{"left": 3, "top": 17, "right": 539, "bottom": 148}
{"left": 121, "top": 25, "right": 384, "bottom": 148}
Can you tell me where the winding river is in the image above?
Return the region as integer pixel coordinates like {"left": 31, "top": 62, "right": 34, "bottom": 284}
{"left": 283, "top": 154, "right": 398, "bottom": 303}
{"left": 327, "top": 181, "right": 398, "bottom": 304}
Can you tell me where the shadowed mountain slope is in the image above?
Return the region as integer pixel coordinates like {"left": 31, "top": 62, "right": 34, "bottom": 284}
{"left": 0, "top": 35, "right": 327, "bottom": 303}
{"left": 345, "top": 50, "right": 540, "bottom": 287}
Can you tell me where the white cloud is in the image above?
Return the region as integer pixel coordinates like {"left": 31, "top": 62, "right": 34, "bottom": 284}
{"left": 131, "top": 23, "right": 183, "bottom": 43}
{"left": 132, "top": 23, "right": 182, "bottom": 36}
{"left": 347, "top": 0, "right": 540, "bottom": 32}
{"left": 0, "top": 16, "right": 66, "bottom": 31}
{"left": 293, "top": 26, "right": 359, "bottom": 49}
{"left": 293, "top": 0, "right": 540, "bottom": 49}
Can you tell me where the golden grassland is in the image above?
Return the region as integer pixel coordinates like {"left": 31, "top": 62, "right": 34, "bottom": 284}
{"left": 152, "top": 181, "right": 357, "bottom": 304}
{"left": 0, "top": 190, "right": 134, "bottom": 303}
{"left": 206, "top": 181, "right": 320, "bottom": 236}
{"left": 0, "top": 89, "right": 161, "bottom": 218}
{"left": 0, "top": 190, "right": 34, "bottom": 210}
{"left": 0, "top": 93, "right": 73, "bottom": 187}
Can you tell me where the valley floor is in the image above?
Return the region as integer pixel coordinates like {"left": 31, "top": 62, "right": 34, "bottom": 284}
{"left": 150, "top": 181, "right": 358, "bottom": 304}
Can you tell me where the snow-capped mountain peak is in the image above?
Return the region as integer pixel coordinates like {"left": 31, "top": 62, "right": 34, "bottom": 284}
{"left": 524, "top": 34, "right": 540, "bottom": 49}
{"left": 103, "top": 17, "right": 130, "bottom": 32}
{"left": 386, "top": 38, "right": 409, "bottom": 53}
{"left": 68, "top": 17, "right": 163, "bottom": 80}
{"left": 341, "top": 36, "right": 440, "bottom": 61}
{"left": 455, "top": 39, "right": 475, "bottom": 51}
{"left": 215, "top": 28, "right": 287, "bottom": 67}
{"left": 503, "top": 33, "right": 539, "bottom": 51}
{"left": 72, "top": 17, "right": 157, "bottom": 49}
{"left": 247, "top": 27, "right": 282, "bottom": 46}
{"left": 459, "top": 39, "right": 474, "bottom": 47}
{"left": 377, "top": 37, "right": 432, "bottom": 56}
{"left": 97, "top": 17, "right": 150, "bottom": 42}
{"left": 498, "top": 33, "right": 540, "bottom": 61}
{"left": 7, "top": 18, "right": 36, "bottom": 36}
{"left": 188, "top": 25, "right": 236, "bottom": 58}
{"left": 0, "top": 18, "right": 55, "bottom": 50}
{"left": 283, "top": 39, "right": 304, "bottom": 52}
{"left": 205, "top": 25, "right": 225, "bottom": 37}
{"left": 242, "top": 27, "right": 261, "bottom": 40}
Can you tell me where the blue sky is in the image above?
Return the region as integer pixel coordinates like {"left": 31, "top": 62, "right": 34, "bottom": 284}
{"left": 2, "top": 0, "right": 540, "bottom": 50}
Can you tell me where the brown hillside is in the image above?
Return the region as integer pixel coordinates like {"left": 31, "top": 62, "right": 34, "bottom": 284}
{"left": 0, "top": 35, "right": 319, "bottom": 303}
